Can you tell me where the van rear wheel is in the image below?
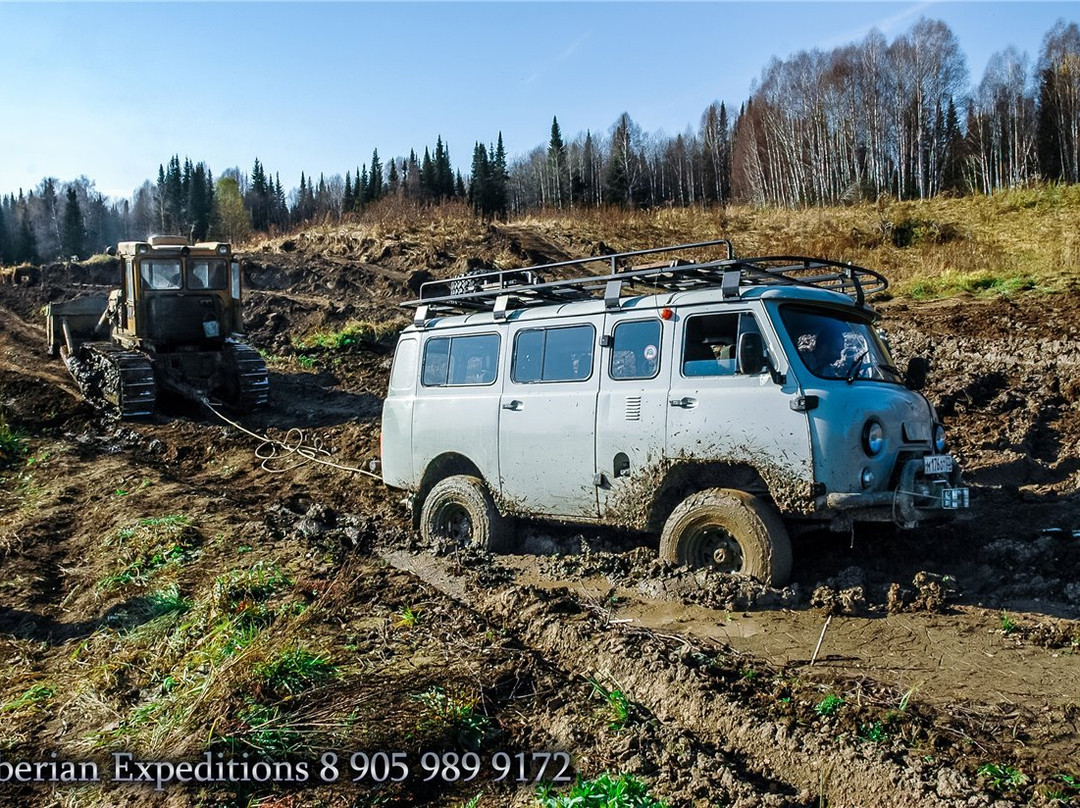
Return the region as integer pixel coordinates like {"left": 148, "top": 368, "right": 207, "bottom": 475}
{"left": 420, "top": 475, "right": 511, "bottom": 552}
{"left": 659, "top": 488, "right": 792, "bottom": 587}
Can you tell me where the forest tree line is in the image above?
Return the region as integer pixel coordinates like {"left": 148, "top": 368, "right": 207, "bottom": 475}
{"left": 2, "top": 17, "right": 1078, "bottom": 265}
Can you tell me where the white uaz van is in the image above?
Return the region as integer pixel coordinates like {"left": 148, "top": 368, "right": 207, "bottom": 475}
{"left": 380, "top": 240, "right": 968, "bottom": 586}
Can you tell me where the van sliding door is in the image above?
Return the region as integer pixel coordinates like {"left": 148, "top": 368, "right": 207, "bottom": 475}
{"left": 498, "top": 322, "right": 600, "bottom": 519}
{"left": 595, "top": 312, "right": 673, "bottom": 529}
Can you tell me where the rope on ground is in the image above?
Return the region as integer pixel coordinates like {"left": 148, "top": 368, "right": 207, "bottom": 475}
{"left": 200, "top": 397, "right": 382, "bottom": 480}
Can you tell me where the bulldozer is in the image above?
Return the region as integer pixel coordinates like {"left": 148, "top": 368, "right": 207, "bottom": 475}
{"left": 45, "top": 235, "right": 269, "bottom": 417}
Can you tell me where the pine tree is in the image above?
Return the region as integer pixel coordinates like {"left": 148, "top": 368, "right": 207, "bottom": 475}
{"left": 421, "top": 148, "right": 434, "bottom": 199}
{"left": 388, "top": 159, "right": 400, "bottom": 195}
{"left": 188, "top": 163, "right": 213, "bottom": 240}
{"left": 358, "top": 165, "right": 368, "bottom": 211}
{"left": 274, "top": 174, "right": 286, "bottom": 228}
{"left": 296, "top": 172, "right": 308, "bottom": 224}
{"left": 343, "top": 171, "right": 354, "bottom": 214}
{"left": 165, "top": 156, "right": 184, "bottom": 233}
{"left": 941, "top": 97, "right": 966, "bottom": 194}
{"left": 548, "top": 116, "right": 567, "bottom": 208}
{"left": 369, "top": 148, "right": 383, "bottom": 201}
{"left": 469, "top": 142, "right": 490, "bottom": 216}
{"left": 16, "top": 196, "right": 37, "bottom": 264}
{"left": 433, "top": 137, "right": 454, "bottom": 198}
{"left": 493, "top": 133, "right": 509, "bottom": 217}
{"left": 40, "top": 178, "right": 60, "bottom": 258}
{"left": 248, "top": 158, "right": 270, "bottom": 231}
{"left": 0, "top": 200, "right": 9, "bottom": 266}
{"left": 582, "top": 131, "right": 597, "bottom": 206}
{"left": 405, "top": 150, "right": 421, "bottom": 198}
{"left": 156, "top": 164, "right": 168, "bottom": 231}
{"left": 60, "top": 186, "right": 85, "bottom": 259}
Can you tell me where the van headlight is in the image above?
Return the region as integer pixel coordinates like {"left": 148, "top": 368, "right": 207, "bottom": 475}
{"left": 862, "top": 420, "right": 885, "bottom": 457}
{"left": 934, "top": 424, "right": 947, "bottom": 453}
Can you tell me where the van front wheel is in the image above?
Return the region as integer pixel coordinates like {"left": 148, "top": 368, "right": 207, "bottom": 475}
{"left": 420, "top": 475, "right": 511, "bottom": 552}
{"left": 659, "top": 489, "right": 792, "bottom": 587}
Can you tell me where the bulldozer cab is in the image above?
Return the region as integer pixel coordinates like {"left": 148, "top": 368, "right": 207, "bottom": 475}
{"left": 114, "top": 235, "right": 243, "bottom": 350}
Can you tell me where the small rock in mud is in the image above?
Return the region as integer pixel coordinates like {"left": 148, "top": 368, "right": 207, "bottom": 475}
{"left": 887, "top": 571, "right": 955, "bottom": 613}
{"left": 1064, "top": 582, "right": 1080, "bottom": 605}
{"left": 810, "top": 584, "right": 866, "bottom": 615}
{"left": 886, "top": 582, "right": 913, "bottom": 614}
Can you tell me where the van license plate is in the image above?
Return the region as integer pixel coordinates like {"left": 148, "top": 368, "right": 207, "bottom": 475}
{"left": 941, "top": 487, "right": 969, "bottom": 509}
{"left": 923, "top": 454, "right": 953, "bottom": 475}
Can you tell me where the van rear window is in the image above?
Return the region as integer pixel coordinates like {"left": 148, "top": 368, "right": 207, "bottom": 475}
{"left": 422, "top": 334, "right": 500, "bottom": 386}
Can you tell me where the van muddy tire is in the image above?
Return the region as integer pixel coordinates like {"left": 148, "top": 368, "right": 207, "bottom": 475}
{"left": 420, "top": 475, "right": 512, "bottom": 553}
{"left": 659, "top": 488, "right": 792, "bottom": 587}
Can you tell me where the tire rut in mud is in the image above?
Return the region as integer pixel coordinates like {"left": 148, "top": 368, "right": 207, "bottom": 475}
{"left": 378, "top": 548, "right": 965, "bottom": 808}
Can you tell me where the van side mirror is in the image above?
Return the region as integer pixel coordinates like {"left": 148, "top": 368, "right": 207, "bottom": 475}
{"left": 737, "top": 332, "right": 767, "bottom": 375}
{"left": 738, "top": 332, "right": 786, "bottom": 384}
{"left": 905, "top": 356, "right": 930, "bottom": 391}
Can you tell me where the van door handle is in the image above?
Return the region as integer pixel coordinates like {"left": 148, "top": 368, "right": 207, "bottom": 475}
{"left": 669, "top": 397, "right": 697, "bottom": 408}
{"left": 502, "top": 400, "right": 524, "bottom": 411}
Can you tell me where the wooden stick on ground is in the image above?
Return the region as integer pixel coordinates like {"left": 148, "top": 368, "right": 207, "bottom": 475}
{"left": 811, "top": 614, "right": 833, "bottom": 666}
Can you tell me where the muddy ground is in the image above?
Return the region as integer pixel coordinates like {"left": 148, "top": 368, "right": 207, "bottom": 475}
{"left": 0, "top": 225, "right": 1078, "bottom": 807}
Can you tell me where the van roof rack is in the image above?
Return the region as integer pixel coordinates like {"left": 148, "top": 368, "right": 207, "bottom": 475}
{"left": 404, "top": 239, "right": 888, "bottom": 325}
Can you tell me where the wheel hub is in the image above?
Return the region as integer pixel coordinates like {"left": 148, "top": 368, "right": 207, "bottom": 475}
{"left": 438, "top": 504, "right": 473, "bottom": 544}
{"left": 684, "top": 525, "right": 744, "bottom": 573}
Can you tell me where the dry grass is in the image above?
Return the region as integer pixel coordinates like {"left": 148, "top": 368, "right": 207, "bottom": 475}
{"left": 508, "top": 184, "right": 1080, "bottom": 299}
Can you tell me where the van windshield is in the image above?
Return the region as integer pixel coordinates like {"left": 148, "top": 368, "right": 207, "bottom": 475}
{"left": 779, "top": 306, "right": 902, "bottom": 384}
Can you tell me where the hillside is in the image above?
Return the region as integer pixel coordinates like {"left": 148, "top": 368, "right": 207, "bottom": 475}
{"left": 1, "top": 193, "right": 1079, "bottom": 806}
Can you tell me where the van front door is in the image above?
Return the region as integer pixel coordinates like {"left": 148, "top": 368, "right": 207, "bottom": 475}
{"left": 498, "top": 322, "right": 600, "bottom": 519}
{"left": 666, "top": 309, "right": 813, "bottom": 505}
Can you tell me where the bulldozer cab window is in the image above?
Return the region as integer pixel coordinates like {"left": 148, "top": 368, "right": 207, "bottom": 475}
{"left": 189, "top": 259, "right": 227, "bottom": 290}
{"left": 141, "top": 260, "right": 182, "bottom": 290}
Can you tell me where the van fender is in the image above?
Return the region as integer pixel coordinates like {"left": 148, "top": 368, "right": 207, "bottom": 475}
{"left": 601, "top": 460, "right": 772, "bottom": 534}
{"left": 414, "top": 452, "right": 486, "bottom": 528}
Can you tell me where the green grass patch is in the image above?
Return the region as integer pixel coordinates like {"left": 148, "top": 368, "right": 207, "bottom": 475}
{"left": 223, "top": 701, "right": 307, "bottom": 755}
{"left": 214, "top": 560, "right": 294, "bottom": 610}
{"left": 1, "top": 684, "right": 55, "bottom": 714}
{"left": 814, "top": 693, "right": 844, "bottom": 717}
{"left": 537, "top": 772, "right": 668, "bottom": 807}
{"left": 1000, "top": 611, "right": 1018, "bottom": 635}
{"left": 589, "top": 678, "right": 636, "bottom": 733}
{"left": 99, "top": 514, "right": 199, "bottom": 590}
{"left": 292, "top": 319, "right": 405, "bottom": 352}
{"left": 859, "top": 720, "right": 888, "bottom": 743}
{"left": 0, "top": 412, "right": 28, "bottom": 470}
{"left": 901, "top": 269, "right": 1049, "bottom": 300}
{"left": 411, "top": 685, "right": 491, "bottom": 751}
{"left": 978, "top": 762, "right": 1030, "bottom": 793}
{"left": 254, "top": 648, "right": 337, "bottom": 699}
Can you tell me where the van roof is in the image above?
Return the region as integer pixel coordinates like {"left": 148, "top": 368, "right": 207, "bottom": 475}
{"left": 404, "top": 283, "right": 871, "bottom": 333}
{"left": 403, "top": 240, "right": 886, "bottom": 328}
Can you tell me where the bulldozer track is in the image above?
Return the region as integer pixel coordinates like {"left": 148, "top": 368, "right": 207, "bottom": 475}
{"left": 225, "top": 340, "right": 269, "bottom": 411}
{"left": 66, "top": 343, "right": 156, "bottom": 418}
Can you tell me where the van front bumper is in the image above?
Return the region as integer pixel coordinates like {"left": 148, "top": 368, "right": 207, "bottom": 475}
{"left": 820, "top": 456, "right": 969, "bottom": 527}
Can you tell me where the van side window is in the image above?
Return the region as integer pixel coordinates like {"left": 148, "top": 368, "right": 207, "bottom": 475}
{"left": 512, "top": 324, "right": 595, "bottom": 383}
{"left": 389, "top": 338, "right": 418, "bottom": 392}
{"left": 422, "top": 333, "right": 500, "bottom": 386}
{"left": 683, "top": 313, "right": 765, "bottom": 377}
{"left": 610, "top": 319, "right": 661, "bottom": 380}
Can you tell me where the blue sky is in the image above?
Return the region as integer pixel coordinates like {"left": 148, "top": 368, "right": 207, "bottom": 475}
{"left": 0, "top": 1, "right": 1076, "bottom": 200}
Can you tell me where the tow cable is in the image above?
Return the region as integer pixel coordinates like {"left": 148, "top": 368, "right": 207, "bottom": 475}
{"left": 199, "top": 397, "right": 382, "bottom": 480}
